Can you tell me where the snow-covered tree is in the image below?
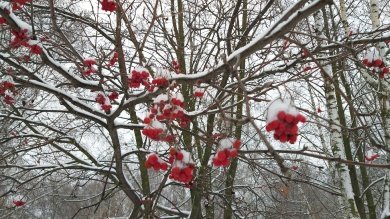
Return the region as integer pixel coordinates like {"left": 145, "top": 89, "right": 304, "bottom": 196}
{"left": 0, "top": 0, "right": 389, "bottom": 218}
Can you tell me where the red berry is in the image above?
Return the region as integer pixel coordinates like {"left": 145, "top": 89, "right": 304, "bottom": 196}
{"left": 147, "top": 154, "right": 158, "bottom": 165}
{"left": 217, "top": 151, "right": 226, "bottom": 161}
{"left": 176, "top": 151, "right": 184, "bottom": 160}
{"left": 168, "top": 156, "right": 174, "bottom": 164}
{"left": 373, "top": 59, "right": 383, "bottom": 67}
{"left": 169, "top": 147, "right": 177, "bottom": 156}
{"left": 296, "top": 114, "right": 306, "bottom": 123}
{"left": 285, "top": 114, "right": 294, "bottom": 123}
{"left": 143, "top": 117, "right": 151, "bottom": 124}
{"left": 277, "top": 111, "right": 286, "bottom": 120}
{"left": 279, "top": 134, "right": 287, "bottom": 143}
{"left": 171, "top": 166, "right": 180, "bottom": 176}
{"left": 160, "top": 163, "right": 168, "bottom": 171}
{"left": 266, "top": 120, "right": 279, "bottom": 132}
{"left": 184, "top": 166, "right": 192, "bottom": 176}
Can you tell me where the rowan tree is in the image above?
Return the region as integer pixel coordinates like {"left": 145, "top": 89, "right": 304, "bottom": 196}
{"left": 0, "top": 0, "right": 390, "bottom": 218}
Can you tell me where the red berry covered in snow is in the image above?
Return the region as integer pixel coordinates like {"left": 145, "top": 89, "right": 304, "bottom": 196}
{"left": 29, "top": 44, "right": 42, "bottom": 55}
{"left": 169, "top": 150, "right": 195, "bottom": 184}
{"left": 365, "top": 150, "right": 380, "bottom": 162}
{"left": 142, "top": 120, "right": 166, "bottom": 141}
{"left": 145, "top": 153, "right": 168, "bottom": 171}
{"left": 108, "top": 91, "right": 119, "bottom": 101}
{"left": 212, "top": 138, "right": 240, "bottom": 167}
{"left": 128, "top": 67, "right": 150, "bottom": 88}
{"left": 193, "top": 87, "right": 205, "bottom": 98}
{"left": 265, "top": 99, "right": 306, "bottom": 144}
{"left": 0, "top": 80, "right": 16, "bottom": 105}
{"left": 108, "top": 52, "right": 118, "bottom": 66}
{"left": 146, "top": 92, "right": 190, "bottom": 129}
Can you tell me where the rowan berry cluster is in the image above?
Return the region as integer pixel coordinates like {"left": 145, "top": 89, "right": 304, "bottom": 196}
{"left": 11, "top": 0, "right": 32, "bottom": 11}
{"left": 128, "top": 68, "right": 150, "bottom": 88}
{"left": 145, "top": 153, "right": 168, "bottom": 171}
{"left": 168, "top": 148, "right": 195, "bottom": 183}
{"left": 108, "top": 52, "right": 118, "bottom": 67}
{"left": 212, "top": 138, "right": 240, "bottom": 167}
{"left": 95, "top": 93, "right": 114, "bottom": 113}
{"left": 142, "top": 120, "right": 166, "bottom": 141}
{"left": 9, "top": 29, "right": 42, "bottom": 55}
{"left": 144, "top": 92, "right": 190, "bottom": 129}
{"left": 151, "top": 69, "right": 172, "bottom": 88}
{"left": 365, "top": 150, "right": 380, "bottom": 162}
{"left": 0, "top": 80, "right": 16, "bottom": 105}
{"left": 13, "top": 200, "right": 26, "bottom": 207}
{"left": 171, "top": 60, "right": 180, "bottom": 73}
{"left": 83, "top": 58, "right": 97, "bottom": 76}
{"left": 101, "top": 0, "right": 116, "bottom": 12}
{"left": 363, "top": 53, "right": 389, "bottom": 78}
{"left": 193, "top": 87, "right": 205, "bottom": 98}
{"left": 266, "top": 99, "right": 306, "bottom": 144}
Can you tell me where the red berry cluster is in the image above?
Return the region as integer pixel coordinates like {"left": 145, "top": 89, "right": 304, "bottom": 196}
{"left": 266, "top": 111, "right": 306, "bottom": 144}
{"left": 362, "top": 57, "right": 389, "bottom": 78}
{"left": 152, "top": 77, "right": 169, "bottom": 88}
{"left": 365, "top": 151, "right": 380, "bottom": 162}
{"left": 142, "top": 120, "right": 166, "bottom": 141}
{"left": 95, "top": 93, "right": 113, "bottom": 113}
{"left": 101, "top": 0, "right": 116, "bottom": 12}
{"left": 128, "top": 68, "right": 150, "bottom": 88}
{"left": 168, "top": 148, "right": 195, "bottom": 183}
{"left": 144, "top": 93, "right": 190, "bottom": 128}
{"left": 13, "top": 200, "right": 26, "bottom": 207}
{"left": 108, "top": 52, "right": 118, "bottom": 67}
{"left": 0, "top": 81, "right": 16, "bottom": 105}
{"left": 83, "top": 58, "right": 97, "bottom": 76}
{"left": 9, "top": 29, "right": 42, "bottom": 55}
{"left": 193, "top": 87, "right": 204, "bottom": 98}
{"left": 212, "top": 139, "right": 240, "bottom": 167}
{"left": 11, "top": 0, "right": 32, "bottom": 11}
{"left": 0, "top": 17, "right": 6, "bottom": 25}
{"left": 145, "top": 153, "right": 168, "bottom": 171}
{"left": 171, "top": 60, "right": 180, "bottom": 73}
{"left": 108, "top": 91, "right": 119, "bottom": 101}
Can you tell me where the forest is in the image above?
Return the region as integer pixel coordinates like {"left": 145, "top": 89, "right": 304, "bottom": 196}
{"left": 0, "top": 0, "right": 390, "bottom": 218}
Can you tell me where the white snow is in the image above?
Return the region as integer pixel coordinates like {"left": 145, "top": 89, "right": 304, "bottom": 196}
{"left": 154, "top": 94, "right": 168, "bottom": 103}
{"left": 218, "top": 138, "right": 235, "bottom": 150}
{"left": 266, "top": 99, "right": 299, "bottom": 122}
